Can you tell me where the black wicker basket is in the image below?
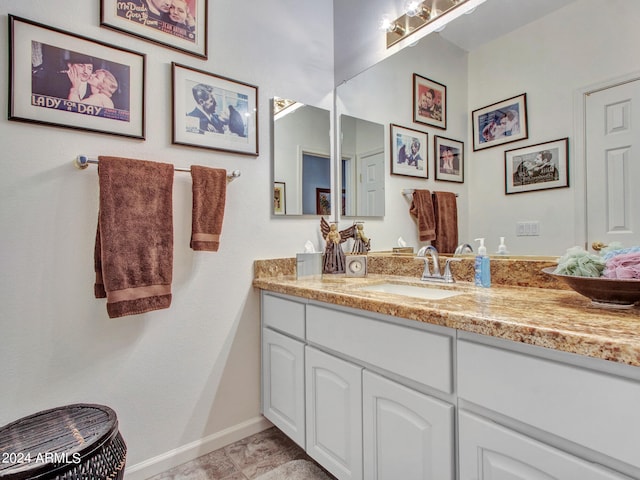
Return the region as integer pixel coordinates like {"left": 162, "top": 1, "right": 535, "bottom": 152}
{"left": 0, "top": 404, "right": 126, "bottom": 480}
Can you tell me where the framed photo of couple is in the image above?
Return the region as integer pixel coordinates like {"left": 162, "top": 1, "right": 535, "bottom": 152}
{"left": 390, "top": 124, "right": 428, "bottom": 179}
{"left": 101, "top": 0, "right": 208, "bottom": 58}
{"left": 172, "top": 63, "right": 259, "bottom": 156}
{"left": 9, "top": 15, "right": 145, "bottom": 139}
{"left": 434, "top": 136, "right": 464, "bottom": 183}
{"left": 472, "top": 93, "right": 528, "bottom": 151}
{"left": 413, "top": 74, "right": 446, "bottom": 130}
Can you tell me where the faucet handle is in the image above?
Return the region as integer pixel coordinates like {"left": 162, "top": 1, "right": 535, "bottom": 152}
{"left": 443, "top": 258, "right": 462, "bottom": 282}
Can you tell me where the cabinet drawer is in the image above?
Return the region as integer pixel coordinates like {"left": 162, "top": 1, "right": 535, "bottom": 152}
{"left": 458, "top": 339, "right": 640, "bottom": 470}
{"left": 306, "top": 304, "right": 453, "bottom": 393}
{"left": 262, "top": 293, "right": 305, "bottom": 339}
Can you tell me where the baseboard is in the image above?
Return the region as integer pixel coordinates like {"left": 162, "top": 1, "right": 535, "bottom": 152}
{"left": 124, "top": 416, "right": 273, "bottom": 480}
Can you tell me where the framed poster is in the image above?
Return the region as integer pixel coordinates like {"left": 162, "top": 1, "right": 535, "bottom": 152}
{"left": 274, "top": 182, "right": 286, "bottom": 215}
{"left": 390, "top": 124, "right": 428, "bottom": 179}
{"left": 172, "top": 63, "right": 258, "bottom": 156}
{"left": 413, "top": 74, "right": 446, "bottom": 130}
{"left": 9, "top": 15, "right": 145, "bottom": 139}
{"left": 434, "top": 136, "right": 464, "bottom": 183}
{"left": 505, "top": 138, "right": 569, "bottom": 195}
{"left": 101, "top": 0, "right": 207, "bottom": 58}
{"left": 472, "top": 93, "right": 528, "bottom": 151}
{"left": 316, "top": 188, "right": 331, "bottom": 215}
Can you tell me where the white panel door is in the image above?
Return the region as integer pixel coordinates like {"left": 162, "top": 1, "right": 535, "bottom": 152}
{"left": 586, "top": 79, "right": 640, "bottom": 248}
{"left": 357, "top": 149, "right": 385, "bottom": 216}
{"left": 459, "top": 411, "right": 633, "bottom": 480}
{"left": 262, "top": 328, "right": 306, "bottom": 448}
{"left": 362, "top": 371, "right": 454, "bottom": 480}
{"left": 305, "top": 346, "right": 363, "bottom": 480}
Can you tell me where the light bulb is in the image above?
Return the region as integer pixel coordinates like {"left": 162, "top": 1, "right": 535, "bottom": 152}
{"left": 404, "top": 0, "right": 422, "bottom": 17}
{"left": 379, "top": 16, "right": 394, "bottom": 31}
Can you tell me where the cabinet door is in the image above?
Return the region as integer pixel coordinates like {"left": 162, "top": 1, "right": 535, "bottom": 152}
{"left": 362, "top": 371, "right": 454, "bottom": 480}
{"left": 306, "top": 346, "right": 363, "bottom": 480}
{"left": 459, "top": 411, "right": 633, "bottom": 480}
{"left": 262, "top": 328, "right": 305, "bottom": 448}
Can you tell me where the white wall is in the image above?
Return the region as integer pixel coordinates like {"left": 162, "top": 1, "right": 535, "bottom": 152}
{"left": 0, "top": 0, "right": 333, "bottom": 477}
{"left": 467, "top": 0, "right": 640, "bottom": 255}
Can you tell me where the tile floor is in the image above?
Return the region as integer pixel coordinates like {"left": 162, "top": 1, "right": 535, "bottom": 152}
{"left": 146, "top": 427, "right": 336, "bottom": 480}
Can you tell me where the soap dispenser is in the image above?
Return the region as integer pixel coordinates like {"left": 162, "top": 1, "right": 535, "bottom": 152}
{"left": 497, "top": 237, "right": 509, "bottom": 255}
{"left": 474, "top": 238, "right": 491, "bottom": 288}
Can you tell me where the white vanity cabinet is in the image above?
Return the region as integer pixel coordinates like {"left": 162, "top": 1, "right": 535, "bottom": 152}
{"left": 260, "top": 285, "right": 640, "bottom": 479}
{"left": 260, "top": 291, "right": 456, "bottom": 480}
{"left": 261, "top": 293, "right": 306, "bottom": 448}
{"left": 305, "top": 303, "right": 456, "bottom": 480}
{"left": 457, "top": 336, "right": 640, "bottom": 480}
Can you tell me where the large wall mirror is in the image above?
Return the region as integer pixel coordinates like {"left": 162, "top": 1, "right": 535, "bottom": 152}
{"left": 332, "top": 0, "right": 640, "bottom": 255}
{"left": 272, "top": 98, "right": 332, "bottom": 216}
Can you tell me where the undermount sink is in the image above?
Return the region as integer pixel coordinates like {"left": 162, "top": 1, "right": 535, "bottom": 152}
{"left": 357, "top": 283, "right": 464, "bottom": 300}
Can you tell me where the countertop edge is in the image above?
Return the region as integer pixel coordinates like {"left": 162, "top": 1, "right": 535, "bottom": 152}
{"left": 253, "top": 275, "right": 640, "bottom": 367}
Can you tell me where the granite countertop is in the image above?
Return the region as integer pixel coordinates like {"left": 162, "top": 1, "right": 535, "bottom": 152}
{"left": 253, "top": 257, "right": 640, "bottom": 367}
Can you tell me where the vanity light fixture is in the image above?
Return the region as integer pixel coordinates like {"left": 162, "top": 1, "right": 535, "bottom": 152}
{"left": 379, "top": 16, "right": 406, "bottom": 35}
{"left": 385, "top": 0, "right": 487, "bottom": 48}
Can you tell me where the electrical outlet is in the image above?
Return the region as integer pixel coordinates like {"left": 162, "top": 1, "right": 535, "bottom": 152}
{"left": 516, "top": 221, "right": 540, "bottom": 236}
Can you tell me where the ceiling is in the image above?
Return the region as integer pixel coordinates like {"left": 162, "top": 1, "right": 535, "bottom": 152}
{"left": 334, "top": 0, "right": 580, "bottom": 84}
{"left": 437, "top": 0, "right": 579, "bottom": 52}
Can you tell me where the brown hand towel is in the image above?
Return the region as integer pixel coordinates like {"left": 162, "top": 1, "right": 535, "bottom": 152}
{"left": 190, "top": 165, "right": 227, "bottom": 251}
{"left": 409, "top": 189, "right": 436, "bottom": 241}
{"left": 95, "top": 156, "right": 174, "bottom": 318}
{"left": 433, "top": 191, "right": 458, "bottom": 254}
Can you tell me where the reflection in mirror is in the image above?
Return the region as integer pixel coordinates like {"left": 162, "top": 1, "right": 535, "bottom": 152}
{"left": 272, "top": 97, "right": 331, "bottom": 216}
{"left": 340, "top": 115, "right": 385, "bottom": 217}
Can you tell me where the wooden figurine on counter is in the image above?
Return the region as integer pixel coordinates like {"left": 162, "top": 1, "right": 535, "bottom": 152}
{"left": 320, "top": 217, "right": 355, "bottom": 274}
{"left": 351, "top": 222, "right": 371, "bottom": 254}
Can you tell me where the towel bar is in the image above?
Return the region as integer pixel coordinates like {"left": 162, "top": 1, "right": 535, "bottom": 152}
{"left": 402, "top": 188, "right": 458, "bottom": 197}
{"left": 75, "top": 155, "right": 241, "bottom": 180}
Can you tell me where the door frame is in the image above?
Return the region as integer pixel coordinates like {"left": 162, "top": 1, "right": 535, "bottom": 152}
{"left": 297, "top": 145, "right": 331, "bottom": 215}
{"left": 572, "top": 70, "right": 640, "bottom": 250}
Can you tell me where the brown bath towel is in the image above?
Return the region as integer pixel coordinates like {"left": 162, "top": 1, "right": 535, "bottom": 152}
{"left": 409, "top": 189, "right": 436, "bottom": 241}
{"left": 95, "top": 156, "right": 174, "bottom": 318}
{"left": 190, "top": 165, "right": 227, "bottom": 251}
{"left": 433, "top": 191, "right": 458, "bottom": 254}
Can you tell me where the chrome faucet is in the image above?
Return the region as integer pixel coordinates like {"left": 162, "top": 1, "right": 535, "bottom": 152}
{"left": 417, "top": 245, "right": 441, "bottom": 279}
{"left": 454, "top": 243, "right": 474, "bottom": 256}
{"left": 417, "top": 245, "right": 460, "bottom": 283}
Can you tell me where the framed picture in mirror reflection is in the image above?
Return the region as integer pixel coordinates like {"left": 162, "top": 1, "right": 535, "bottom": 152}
{"left": 413, "top": 74, "right": 446, "bottom": 130}
{"left": 390, "top": 124, "right": 428, "bottom": 179}
{"left": 273, "top": 181, "right": 286, "bottom": 215}
{"left": 434, "top": 136, "right": 464, "bottom": 183}
{"left": 504, "top": 138, "right": 569, "bottom": 195}
{"left": 472, "top": 93, "right": 528, "bottom": 151}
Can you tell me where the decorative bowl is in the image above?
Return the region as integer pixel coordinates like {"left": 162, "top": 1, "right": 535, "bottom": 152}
{"left": 542, "top": 267, "right": 640, "bottom": 308}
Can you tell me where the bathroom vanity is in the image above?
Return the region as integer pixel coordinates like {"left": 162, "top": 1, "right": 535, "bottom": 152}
{"left": 254, "top": 257, "right": 640, "bottom": 480}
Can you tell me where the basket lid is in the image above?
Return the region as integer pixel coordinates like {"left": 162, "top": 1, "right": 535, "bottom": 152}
{"left": 0, "top": 403, "right": 119, "bottom": 480}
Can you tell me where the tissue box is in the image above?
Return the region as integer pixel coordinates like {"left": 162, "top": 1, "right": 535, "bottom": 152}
{"left": 393, "top": 247, "right": 414, "bottom": 254}
{"left": 296, "top": 253, "right": 323, "bottom": 278}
